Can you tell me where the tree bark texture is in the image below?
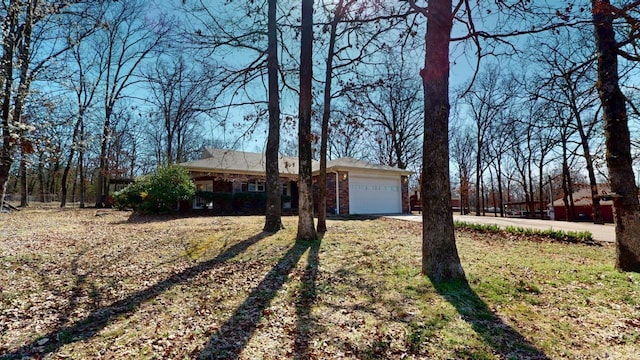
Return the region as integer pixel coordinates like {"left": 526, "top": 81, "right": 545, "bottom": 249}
{"left": 296, "top": 0, "right": 317, "bottom": 241}
{"left": 318, "top": 0, "right": 343, "bottom": 233}
{"left": 574, "top": 111, "right": 603, "bottom": 224}
{"left": 20, "top": 153, "right": 28, "bottom": 206}
{"left": 60, "top": 113, "right": 83, "bottom": 207}
{"left": 593, "top": 0, "right": 640, "bottom": 272}
{"left": 420, "top": 0, "right": 465, "bottom": 281}
{"left": 264, "top": 0, "right": 283, "bottom": 232}
{"left": 0, "top": 1, "right": 19, "bottom": 206}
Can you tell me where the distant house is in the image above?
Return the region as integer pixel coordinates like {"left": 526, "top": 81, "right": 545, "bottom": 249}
{"left": 179, "top": 148, "right": 412, "bottom": 215}
{"left": 408, "top": 188, "right": 468, "bottom": 214}
{"left": 552, "top": 184, "right": 614, "bottom": 223}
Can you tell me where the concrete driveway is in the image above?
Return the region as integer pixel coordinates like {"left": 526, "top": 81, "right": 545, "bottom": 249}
{"left": 386, "top": 214, "right": 615, "bottom": 243}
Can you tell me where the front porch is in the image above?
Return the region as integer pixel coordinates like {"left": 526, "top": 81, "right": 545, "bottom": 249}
{"left": 191, "top": 173, "right": 298, "bottom": 212}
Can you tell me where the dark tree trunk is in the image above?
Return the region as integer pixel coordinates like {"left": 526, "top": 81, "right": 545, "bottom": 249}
{"left": 296, "top": 0, "right": 317, "bottom": 241}
{"left": 567, "top": 171, "right": 576, "bottom": 221}
{"left": 593, "top": 0, "right": 640, "bottom": 272}
{"left": 460, "top": 169, "right": 469, "bottom": 215}
{"left": 37, "top": 153, "right": 45, "bottom": 203}
{"left": 489, "top": 167, "right": 497, "bottom": 217}
{"left": 61, "top": 118, "right": 82, "bottom": 207}
{"left": 475, "top": 150, "right": 481, "bottom": 216}
{"left": 318, "top": 0, "right": 343, "bottom": 233}
{"left": 20, "top": 153, "right": 28, "bottom": 207}
{"left": 96, "top": 104, "right": 113, "bottom": 208}
{"left": 0, "top": 171, "right": 7, "bottom": 210}
{"left": 78, "top": 144, "right": 85, "bottom": 208}
{"left": 49, "top": 157, "right": 59, "bottom": 202}
{"left": 538, "top": 160, "right": 544, "bottom": 219}
{"left": 481, "top": 176, "right": 486, "bottom": 216}
{"left": 0, "top": 2, "right": 18, "bottom": 209}
{"left": 419, "top": 0, "right": 465, "bottom": 281}
{"left": 526, "top": 143, "right": 535, "bottom": 217}
{"left": 264, "top": 0, "right": 283, "bottom": 232}
{"left": 496, "top": 157, "right": 504, "bottom": 217}
{"left": 71, "top": 169, "right": 77, "bottom": 204}
{"left": 574, "top": 108, "right": 603, "bottom": 223}
{"left": 561, "top": 137, "right": 573, "bottom": 221}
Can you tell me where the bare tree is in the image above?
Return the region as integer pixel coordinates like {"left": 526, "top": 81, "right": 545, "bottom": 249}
{"left": 317, "top": 0, "right": 351, "bottom": 233}
{"left": 532, "top": 28, "right": 603, "bottom": 223}
{"left": 461, "top": 65, "right": 508, "bottom": 216}
{"left": 485, "top": 109, "right": 517, "bottom": 218}
{"left": 144, "top": 57, "right": 213, "bottom": 165}
{"left": 297, "top": 0, "right": 317, "bottom": 241}
{"left": 450, "top": 125, "right": 474, "bottom": 215}
{"left": 1, "top": 1, "right": 93, "bottom": 209}
{"left": 93, "top": 0, "right": 169, "bottom": 208}
{"left": 316, "top": 0, "right": 412, "bottom": 231}
{"left": 179, "top": 0, "right": 284, "bottom": 231}
{"left": 592, "top": 0, "right": 640, "bottom": 271}
{"left": 59, "top": 20, "right": 104, "bottom": 208}
{"left": 408, "top": 0, "right": 465, "bottom": 281}
{"left": 264, "top": 0, "right": 283, "bottom": 232}
{"left": 353, "top": 52, "right": 423, "bottom": 171}
{"left": 328, "top": 111, "right": 368, "bottom": 159}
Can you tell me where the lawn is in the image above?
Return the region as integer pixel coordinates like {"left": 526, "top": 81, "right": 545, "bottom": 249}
{"left": 1, "top": 208, "right": 639, "bottom": 359}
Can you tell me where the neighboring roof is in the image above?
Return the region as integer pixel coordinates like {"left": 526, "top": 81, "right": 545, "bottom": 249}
{"left": 316, "top": 157, "right": 413, "bottom": 176}
{"left": 179, "top": 148, "right": 308, "bottom": 176}
{"left": 552, "top": 184, "right": 613, "bottom": 207}
{"left": 180, "top": 148, "right": 412, "bottom": 177}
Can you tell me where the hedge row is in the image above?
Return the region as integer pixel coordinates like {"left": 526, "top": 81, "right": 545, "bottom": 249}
{"left": 195, "top": 191, "right": 292, "bottom": 212}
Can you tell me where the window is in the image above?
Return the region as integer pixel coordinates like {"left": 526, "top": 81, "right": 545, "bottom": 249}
{"left": 196, "top": 182, "right": 213, "bottom": 191}
{"left": 248, "top": 180, "right": 265, "bottom": 192}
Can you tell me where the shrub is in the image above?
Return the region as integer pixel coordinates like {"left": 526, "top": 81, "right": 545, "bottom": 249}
{"left": 113, "top": 166, "right": 195, "bottom": 213}
{"left": 232, "top": 192, "right": 266, "bottom": 212}
{"left": 113, "top": 179, "right": 148, "bottom": 210}
{"left": 195, "top": 191, "right": 293, "bottom": 212}
{"left": 195, "top": 191, "right": 233, "bottom": 210}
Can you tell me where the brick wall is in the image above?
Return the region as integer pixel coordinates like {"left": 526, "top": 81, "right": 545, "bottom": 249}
{"left": 337, "top": 171, "right": 349, "bottom": 215}
{"left": 326, "top": 172, "right": 337, "bottom": 214}
{"left": 312, "top": 172, "right": 338, "bottom": 214}
{"left": 401, "top": 175, "right": 409, "bottom": 213}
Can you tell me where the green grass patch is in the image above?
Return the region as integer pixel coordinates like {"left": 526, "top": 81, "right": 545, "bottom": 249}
{"left": 454, "top": 220, "right": 595, "bottom": 244}
{"left": 1, "top": 210, "right": 638, "bottom": 359}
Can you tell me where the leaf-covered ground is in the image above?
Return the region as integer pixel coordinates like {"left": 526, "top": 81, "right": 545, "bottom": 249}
{"left": 1, "top": 208, "right": 639, "bottom": 359}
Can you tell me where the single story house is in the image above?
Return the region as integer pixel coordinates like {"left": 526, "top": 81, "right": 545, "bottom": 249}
{"left": 408, "top": 188, "right": 469, "bottom": 214}
{"left": 179, "top": 148, "right": 412, "bottom": 215}
{"left": 552, "top": 184, "right": 614, "bottom": 223}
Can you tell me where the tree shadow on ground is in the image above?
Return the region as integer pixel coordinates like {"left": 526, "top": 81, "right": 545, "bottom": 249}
{"left": 115, "top": 212, "right": 298, "bottom": 225}
{"left": 293, "top": 237, "right": 321, "bottom": 359}
{"left": 198, "top": 238, "right": 320, "bottom": 359}
{"left": 4, "top": 231, "right": 270, "bottom": 358}
{"left": 431, "top": 278, "right": 550, "bottom": 360}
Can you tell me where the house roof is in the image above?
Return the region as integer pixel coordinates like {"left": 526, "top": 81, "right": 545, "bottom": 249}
{"left": 180, "top": 148, "right": 412, "bottom": 177}
{"left": 317, "top": 157, "right": 413, "bottom": 176}
{"left": 552, "top": 184, "right": 613, "bottom": 207}
{"left": 179, "top": 148, "right": 308, "bottom": 177}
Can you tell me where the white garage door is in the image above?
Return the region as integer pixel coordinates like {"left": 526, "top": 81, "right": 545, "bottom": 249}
{"left": 349, "top": 174, "right": 402, "bottom": 214}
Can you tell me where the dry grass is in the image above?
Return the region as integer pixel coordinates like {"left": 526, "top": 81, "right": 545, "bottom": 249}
{"left": 1, "top": 208, "right": 639, "bottom": 359}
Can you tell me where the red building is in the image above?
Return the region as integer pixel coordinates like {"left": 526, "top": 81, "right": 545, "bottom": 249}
{"left": 552, "top": 184, "right": 614, "bottom": 223}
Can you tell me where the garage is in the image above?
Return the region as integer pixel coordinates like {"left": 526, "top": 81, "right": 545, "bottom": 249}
{"left": 349, "top": 174, "right": 402, "bottom": 214}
